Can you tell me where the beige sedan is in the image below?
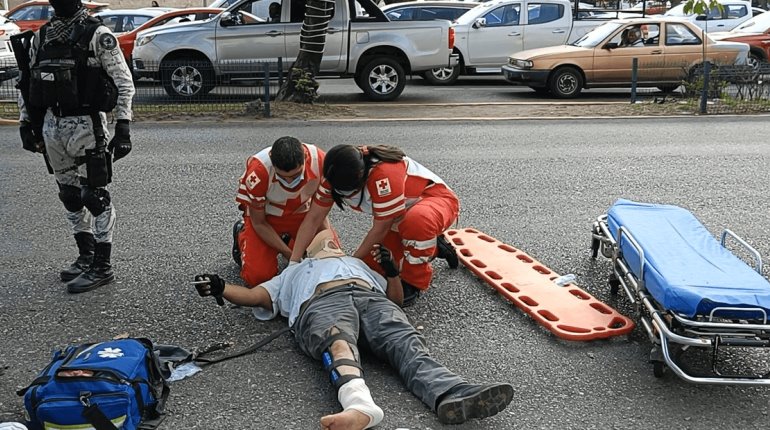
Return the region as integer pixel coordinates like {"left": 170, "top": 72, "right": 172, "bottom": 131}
{"left": 501, "top": 17, "right": 750, "bottom": 98}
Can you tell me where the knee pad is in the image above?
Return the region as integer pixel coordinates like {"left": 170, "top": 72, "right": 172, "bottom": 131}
{"left": 322, "top": 333, "right": 363, "bottom": 390}
{"left": 57, "top": 183, "right": 83, "bottom": 212}
{"left": 81, "top": 186, "right": 111, "bottom": 217}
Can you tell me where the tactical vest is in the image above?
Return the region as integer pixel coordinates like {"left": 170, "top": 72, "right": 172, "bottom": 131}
{"left": 29, "top": 17, "right": 118, "bottom": 115}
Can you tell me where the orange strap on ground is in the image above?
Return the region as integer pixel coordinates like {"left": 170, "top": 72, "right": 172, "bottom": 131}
{"left": 445, "top": 228, "right": 634, "bottom": 341}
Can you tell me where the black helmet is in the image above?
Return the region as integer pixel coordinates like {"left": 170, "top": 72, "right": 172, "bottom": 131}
{"left": 50, "top": 0, "right": 83, "bottom": 17}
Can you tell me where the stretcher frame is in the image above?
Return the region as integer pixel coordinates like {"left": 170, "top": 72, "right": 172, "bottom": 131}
{"left": 591, "top": 214, "right": 770, "bottom": 385}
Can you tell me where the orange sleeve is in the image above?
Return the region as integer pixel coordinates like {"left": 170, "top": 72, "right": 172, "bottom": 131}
{"left": 367, "top": 161, "right": 406, "bottom": 220}
{"left": 236, "top": 157, "right": 269, "bottom": 211}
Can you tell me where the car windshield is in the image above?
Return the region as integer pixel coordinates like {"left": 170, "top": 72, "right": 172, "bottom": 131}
{"left": 732, "top": 10, "right": 770, "bottom": 32}
{"left": 571, "top": 21, "right": 622, "bottom": 47}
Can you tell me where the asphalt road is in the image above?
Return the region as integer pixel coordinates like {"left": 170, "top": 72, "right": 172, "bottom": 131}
{"left": 2, "top": 117, "right": 770, "bottom": 429}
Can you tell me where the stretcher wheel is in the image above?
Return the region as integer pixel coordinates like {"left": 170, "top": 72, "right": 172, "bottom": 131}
{"left": 653, "top": 361, "right": 666, "bottom": 378}
{"left": 600, "top": 243, "right": 613, "bottom": 259}
{"left": 590, "top": 238, "right": 600, "bottom": 259}
{"left": 608, "top": 277, "right": 620, "bottom": 295}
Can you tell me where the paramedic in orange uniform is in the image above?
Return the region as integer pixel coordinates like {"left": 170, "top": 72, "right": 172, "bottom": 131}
{"left": 289, "top": 144, "right": 460, "bottom": 306}
{"left": 233, "top": 136, "right": 333, "bottom": 287}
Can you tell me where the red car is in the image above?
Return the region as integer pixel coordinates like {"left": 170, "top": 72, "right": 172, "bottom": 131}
{"left": 6, "top": 0, "right": 108, "bottom": 32}
{"left": 711, "top": 10, "right": 770, "bottom": 71}
{"left": 116, "top": 7, "right": 223, "bottom": 62}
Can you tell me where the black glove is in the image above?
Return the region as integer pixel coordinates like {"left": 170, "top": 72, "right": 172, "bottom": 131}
{"left": 372, "top": 244, "right": 399, "bottom": 278}
{"left": 108, "top": 119, "right": 132, "bottom": 162}
{"left": 20, "top": 122, "right": 44, "bottom": 153}
{"left": 193, "top": 274, "right": 225, "bottom": 306}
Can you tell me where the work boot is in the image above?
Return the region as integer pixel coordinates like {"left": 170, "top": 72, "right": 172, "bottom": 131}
{"left": 60, "top": 232, "right": 95, "bottom": 282}
{"left": 436, "top": 235, "right": 459, "bottom": 269}
{"left": 232, "top": 219, "right": 244, "bottom": 267}
{"left": 436, "top": 383, "right": 514, "bottom": 425}
{"left": 67, "top": 242, "right": 115, "bottom": 294}
{"left": 401, "top": 281, "right": 421, "bottom": 308}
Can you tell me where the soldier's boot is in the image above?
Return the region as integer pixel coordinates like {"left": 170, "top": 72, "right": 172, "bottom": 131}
{"left": 60, "top": 232, "right": 95, "bottom": 282}
{"left": 67, "top": 242, "right": 115, "bottom": 294}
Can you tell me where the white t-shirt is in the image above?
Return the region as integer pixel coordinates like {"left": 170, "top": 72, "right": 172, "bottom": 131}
{"left": 252, "top": 256, "right": 387, "bottom": 327}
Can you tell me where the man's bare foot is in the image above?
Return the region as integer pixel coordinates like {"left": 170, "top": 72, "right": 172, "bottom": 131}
{"left": 320, "top": 409, "right": 371, "bottom": 430}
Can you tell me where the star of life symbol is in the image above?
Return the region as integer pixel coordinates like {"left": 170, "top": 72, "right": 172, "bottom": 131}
{"left": 98, "top": 347, "right": 124, "bottom": 359}
{"left": 376, "top": 178, "right": 391, "bottom": 197}
{"left": 246, "top": 171, "right": 260, "bottom": 189}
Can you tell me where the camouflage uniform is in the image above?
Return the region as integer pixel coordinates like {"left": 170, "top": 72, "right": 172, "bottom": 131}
{"left": 18, "top": 10, "right": 135, "bottom": 293}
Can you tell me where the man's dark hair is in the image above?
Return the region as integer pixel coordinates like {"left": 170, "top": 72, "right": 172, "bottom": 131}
{"left": 270, "top": 136, "right": 304, "bottom": 171}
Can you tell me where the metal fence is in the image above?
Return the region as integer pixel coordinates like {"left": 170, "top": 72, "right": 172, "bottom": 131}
{"left": 629, "top": 58, "right": 770, "bottom": 114}
{"left": 0, "top": 59, "right": 282, "bottom": 119}
{"left": 1, "top": 57, "right": 770, "bottom": 117}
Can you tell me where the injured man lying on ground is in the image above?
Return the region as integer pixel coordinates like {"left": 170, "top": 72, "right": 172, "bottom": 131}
{"left": 193, "top": 229, "right": 514, "bottom": 429}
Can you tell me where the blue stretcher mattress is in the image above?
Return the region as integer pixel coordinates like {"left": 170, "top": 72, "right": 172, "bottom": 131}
{"left": 607, "top": 199, "right": 770, "bottom": 318}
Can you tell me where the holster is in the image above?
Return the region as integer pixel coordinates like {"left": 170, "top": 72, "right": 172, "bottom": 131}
{"left": 84, "top": 113, "right": 112, "bottom": 187}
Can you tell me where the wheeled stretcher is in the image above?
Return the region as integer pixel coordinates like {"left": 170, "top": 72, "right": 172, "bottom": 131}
{"left": 591, "top": 199, "right": 770, "bottom": 384}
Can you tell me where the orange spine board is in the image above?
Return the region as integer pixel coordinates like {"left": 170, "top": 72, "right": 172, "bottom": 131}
{"left": 445, "top": 228, "right": 635, "bottom": 341}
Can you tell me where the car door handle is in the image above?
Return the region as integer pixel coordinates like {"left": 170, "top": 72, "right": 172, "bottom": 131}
{"left": 651, "top": 49, "right": 662, "bottom": 54}
{"left": 508, "top": 32, "right": 521, "bottom": 36}
{"left": 552, "top": 29, "right": 565, "bottom": 33}
{"left": 327, "top": 27, "right": 341, "bottom": 34}
{"left": 266, "top": 30, "right": 283, "bottom": 37}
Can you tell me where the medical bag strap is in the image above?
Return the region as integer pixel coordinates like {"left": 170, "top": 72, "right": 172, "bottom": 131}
{"left": 193, "top": 327, "right": 292, "bottom": 366}
{"left": 82, "top": 404, "right": 119, "bottom": 430}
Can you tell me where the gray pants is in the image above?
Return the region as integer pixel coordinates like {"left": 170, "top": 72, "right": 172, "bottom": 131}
{"left": 294, "top": 284, "right": 464, "bottom": 411}
{"left": 44, "top": 110, "right": 115, "bottom": 243}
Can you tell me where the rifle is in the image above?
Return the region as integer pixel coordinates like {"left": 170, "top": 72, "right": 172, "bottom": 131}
{"left": 10, "top": 31, "right": 53, "bottom": 174}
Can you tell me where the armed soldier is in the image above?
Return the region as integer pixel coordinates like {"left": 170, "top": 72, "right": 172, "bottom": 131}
{"left": 13, "top": 0, "right": 135, "bottom": 293}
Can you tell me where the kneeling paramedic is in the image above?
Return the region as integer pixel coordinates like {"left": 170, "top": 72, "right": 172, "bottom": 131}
{"left": 13, "top": 0, "right": 135, "bottom": 293}
{"left": 193, "top": 230, "right": 514, "bottom": 428}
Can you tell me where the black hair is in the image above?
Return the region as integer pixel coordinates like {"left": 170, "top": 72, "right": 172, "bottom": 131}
{"left": 323, "top": 144, "right": 405, "bottom": 209}
{"left": 270, "top": 136, "right": 304, "bottom": 171}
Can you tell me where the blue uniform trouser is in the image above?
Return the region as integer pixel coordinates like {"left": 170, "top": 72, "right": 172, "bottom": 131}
{"left": 293, "top": 285, "right": 464, "bottom": 411}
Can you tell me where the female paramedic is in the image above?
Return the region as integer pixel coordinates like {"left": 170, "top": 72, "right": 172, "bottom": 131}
{"left": 289, "top": 144, "right": 460, "bottom": 306}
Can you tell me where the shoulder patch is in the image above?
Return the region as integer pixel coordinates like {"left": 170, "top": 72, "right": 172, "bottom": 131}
{"left": 246, "top": 171, "right": 260, "bottom": 190}
{"left": 99, "top": 33, "right": 117, "bottom": 50}
{"left": 376, "top": 178, "right": 391, "bottom": 197}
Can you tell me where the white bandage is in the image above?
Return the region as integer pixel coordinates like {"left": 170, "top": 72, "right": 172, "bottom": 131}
{"left": 337, "top": 379, "right": 384, "bottom": 428}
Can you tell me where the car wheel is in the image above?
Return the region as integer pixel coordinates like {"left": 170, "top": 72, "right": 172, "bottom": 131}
{"left": 422, "top": 65, "right": 460, "bottom": 85}
{"left": 747, "top": 53, "right": 764, "bottom": 80}
{"left": 358, "top": 57, "right": 406, "bottom": 101}
{"left": 656, "top": 84, "right": 679, "bottom": 93}
{"left": 160, "top": 59, "right": 215, "bottom": 98}
{"left": 548, "top": 67, "right": 583, "bottom": 99}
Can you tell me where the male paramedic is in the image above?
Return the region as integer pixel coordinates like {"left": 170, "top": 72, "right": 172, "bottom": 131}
{"left": 194, "top": 230, "right": 514, "bottom": 428}
{"left": 233, "top": 136, "right": 333, "bottom": 287}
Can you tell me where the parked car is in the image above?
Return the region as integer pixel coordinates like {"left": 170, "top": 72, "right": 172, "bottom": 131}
{"left": 115, "top": 7, "right": 224, "bottom": 64}
{"left": 132, "top": 0, "right": 457, "bottom": 101}
{"left": 501, "top": 17, "right": 750, "bottom": 97}
{"left": 382, "top": 1, "right": 480, "bottom": 21}
{"left": 5, "top": 0, "right": 108, "bottom": 32}
{"left": 710, "top": 10, "right": 770, "bottom": 71}
{"left": 94, "top": 9, "right": 167, "bottom": 33}
{"left": 663, "top": 0, "right": 763, "bottom": 32}
{"left": 0, "top": 14, "right": 20, "bottom": 52}
{"left": 424, "top": 0, "right": 612, "bottom": 84}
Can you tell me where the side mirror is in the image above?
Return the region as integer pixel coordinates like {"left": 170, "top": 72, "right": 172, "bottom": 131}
{"left": 604, "top": 42, "right": 618, "bottom": 49}
{"left": 695, "top": 14, "right": 707, "bottom": 20}
{"left": 472, "top": 17, "right": 486, "bottom": 28}
{"left": 220, "top": 11, "right": 236, "bottom": 26}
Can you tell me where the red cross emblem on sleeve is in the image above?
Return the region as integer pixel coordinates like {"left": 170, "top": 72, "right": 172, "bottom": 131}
{"left": 376, "top": 178, "right": 391, "bottom": 197}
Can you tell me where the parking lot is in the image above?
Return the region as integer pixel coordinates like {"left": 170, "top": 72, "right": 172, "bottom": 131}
{"left": 2, "top": 116, "right": 770, "bottom": 428}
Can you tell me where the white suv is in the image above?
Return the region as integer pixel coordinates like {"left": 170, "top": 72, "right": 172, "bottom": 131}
{"left": 664, "top": 0, "right": 757, "bottom": 32}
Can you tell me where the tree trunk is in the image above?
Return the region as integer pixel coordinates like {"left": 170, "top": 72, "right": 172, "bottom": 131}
{"left": 276, "top": 0, "right": 335, "bottom": 103}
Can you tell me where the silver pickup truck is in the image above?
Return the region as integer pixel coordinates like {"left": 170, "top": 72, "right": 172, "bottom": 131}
{"left": 132, "top": 0, "right": 457, "bottom": 101}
